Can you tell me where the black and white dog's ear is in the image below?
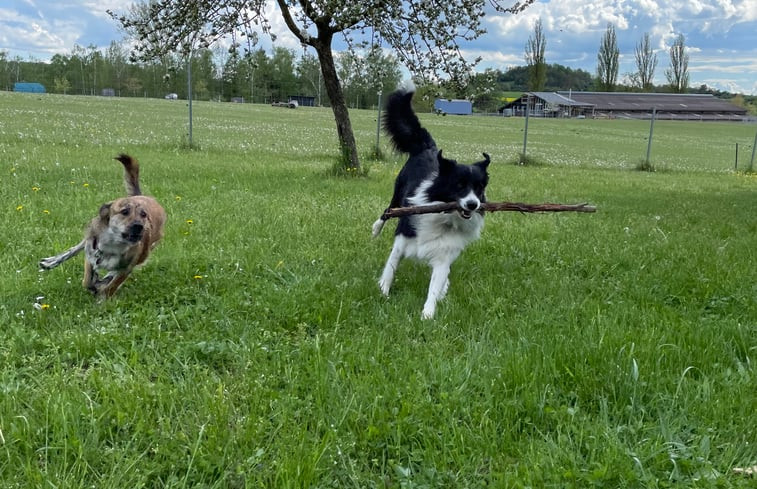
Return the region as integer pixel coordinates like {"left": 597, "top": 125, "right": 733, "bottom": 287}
{"left": 437, "top": 150, "right": 456, "bottom": 174}
{"left": 475, "top": 152, "right": 491, "bottom": 171}
{"left": 99, "top": 202, "right": 112, "bottom": 221}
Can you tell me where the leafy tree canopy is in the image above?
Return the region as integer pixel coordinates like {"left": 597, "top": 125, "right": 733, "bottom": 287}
{"left": 109, "top": 0, "right": 536, "bottom": 171}
{"left": 109, "top": 0, "right": 535, "bottom": 89}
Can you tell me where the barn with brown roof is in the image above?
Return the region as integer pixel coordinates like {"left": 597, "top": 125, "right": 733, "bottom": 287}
{"left": 503, "top": 91, "right": 748, "bottom": 121}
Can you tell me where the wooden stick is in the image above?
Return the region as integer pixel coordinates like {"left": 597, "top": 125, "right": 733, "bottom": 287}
{"left": 380, "top": 201, "right": 596, "bottom": 220}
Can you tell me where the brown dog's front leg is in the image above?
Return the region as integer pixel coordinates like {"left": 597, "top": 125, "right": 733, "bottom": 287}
{"left": 95, "top": 271, "right": 130, "bottom": 299}
{"left": 83, "top": 260, "right": 99, "bottom": 293}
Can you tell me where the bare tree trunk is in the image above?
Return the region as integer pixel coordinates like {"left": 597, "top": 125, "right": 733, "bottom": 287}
{"left": 313, "top": 29, "right": 360, "bottom": 172}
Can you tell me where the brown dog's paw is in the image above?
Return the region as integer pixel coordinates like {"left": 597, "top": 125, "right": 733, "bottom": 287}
{"left": 87, "top": 275, "right": 113, "bottom": 295}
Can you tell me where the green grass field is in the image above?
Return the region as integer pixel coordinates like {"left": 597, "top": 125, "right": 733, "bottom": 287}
{"left": 1, "top": 91, "right": 756, "bottom": 488}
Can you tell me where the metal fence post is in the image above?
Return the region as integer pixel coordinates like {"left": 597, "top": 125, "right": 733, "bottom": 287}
{"left": 376, "top": 91, "right": 382, "bottom": 152}
{"left": 187, "top": 53, "right": 193, "bottom": 148}
{"left": 735, "top": 143, "right": 739, "bottom": 170}
{"left": 645, "top": 107, "right": 656, "bottom": 166}
{"left": 522, "top": 95, "right": 530, "bottom": 163}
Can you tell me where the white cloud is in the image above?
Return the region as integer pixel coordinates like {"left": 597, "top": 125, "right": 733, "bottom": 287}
{"left": 0, "top": 2, "right": 93, "bottom": 56}
{"left": 692, "top": 54, "right": 757, "bottom": 74}
{"left": 480, "top": 0, "right": 757, "bottom": 93}
{"left": 462, "top": 48, "right": 524, "bottom": 68}
{"left": 82, "top": 0, "right": 130, "bottom": 19}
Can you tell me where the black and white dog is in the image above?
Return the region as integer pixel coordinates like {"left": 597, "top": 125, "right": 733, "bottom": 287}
{"left": 372, "top": 84, "right": 490, "bottom": 319}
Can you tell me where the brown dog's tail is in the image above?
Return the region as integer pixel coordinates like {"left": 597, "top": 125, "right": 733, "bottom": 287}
{"left": 114, "top": 154, "right": 141, "bottom": 196}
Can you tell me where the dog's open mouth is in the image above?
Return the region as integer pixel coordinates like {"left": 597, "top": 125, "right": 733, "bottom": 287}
{"left": 122, "top": 230, "right": 144, "bottom": 243}
{"left": 122, "top": 222, "right": 145, "bottom": 243}
{"left": 123, "top": 232, "right": 142, "bottom": 243}
{"left": 458, "top": 209, "right": 473, "bottom": 220}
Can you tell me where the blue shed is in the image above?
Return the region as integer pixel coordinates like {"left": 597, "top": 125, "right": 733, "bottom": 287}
{"left": 433, "top": 98, "right": 472, "bottom": 115}
{"left": 14, "top": 82, "right": 46, "bottom": 93}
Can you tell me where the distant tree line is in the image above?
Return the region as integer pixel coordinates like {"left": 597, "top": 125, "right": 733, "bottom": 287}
{"left": 1, "top": 43, "right": 754, "bottom": 116}
{"left": 0, "top": 42, "right": 401, "bottom": 109}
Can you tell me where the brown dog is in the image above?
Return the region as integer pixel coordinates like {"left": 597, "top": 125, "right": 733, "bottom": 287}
{"left": 39, "top": 154, "right": 166, "bottom": 299}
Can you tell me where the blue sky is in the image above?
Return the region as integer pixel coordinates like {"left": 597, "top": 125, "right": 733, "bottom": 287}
{"left": 1, "top": 0, "right": 756, "bottom": 94}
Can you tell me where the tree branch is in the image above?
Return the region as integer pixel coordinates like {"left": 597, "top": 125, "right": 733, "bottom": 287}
{"left": 277, "top": 0, "right": 311, "bottom": 45}
{"left": 380, "top": 201, "right": 597, "bottom": 220}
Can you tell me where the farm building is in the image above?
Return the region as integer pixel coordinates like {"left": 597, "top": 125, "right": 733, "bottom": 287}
{"left": 502, "top": 91, "right": 748, "bottom": 121}
{"left": 560, "top": 92, "right": 748, "bottom": 121}
{"left": 434, "top": 98, "right": 472, "bottom": 115}
{"left": 502, "top": 92, "right": 593, "bottom": 118}
{"left": 14, "top": 82, "right": 46, "bottom": 93}
{"left": 289, "top": 95, "right": 315, "bottom": 107}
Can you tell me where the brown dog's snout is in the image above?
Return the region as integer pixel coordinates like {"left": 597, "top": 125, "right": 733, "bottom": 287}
{"left": 124, "top": 222, "right": 145, "bottom": 242}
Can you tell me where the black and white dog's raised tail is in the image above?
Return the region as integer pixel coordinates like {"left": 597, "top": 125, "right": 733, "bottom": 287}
{"left": 373, "top": 83, "right": 491, "bottom": 319}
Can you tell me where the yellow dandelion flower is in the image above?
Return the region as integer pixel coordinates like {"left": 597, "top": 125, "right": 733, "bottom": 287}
{"left": 41, "top": 303, "right": 50, "bottom": 310}
{"left": 32, "top": 186, "right": 40, "bottom": 192}
{"left": 16, "top": 205, "right": 23, "bottom": 211}
{"left": 83, "top": 183, "right": 89, "bottom": 188}
{"left": 43, "top": 209, "right": 50, "bottom": 214}
{"left": 175, "top": 195, "right": 182, "bottom": 201}
{"left": 185, "top": 219, "right": 193, "bottom": 225}
{"left": 193, "top": 275, "right": 203, "bottom": 280}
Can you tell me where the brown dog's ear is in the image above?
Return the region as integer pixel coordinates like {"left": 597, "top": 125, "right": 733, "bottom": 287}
{"left": 99, "top": 202, "right": 112, "bottom": 221}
